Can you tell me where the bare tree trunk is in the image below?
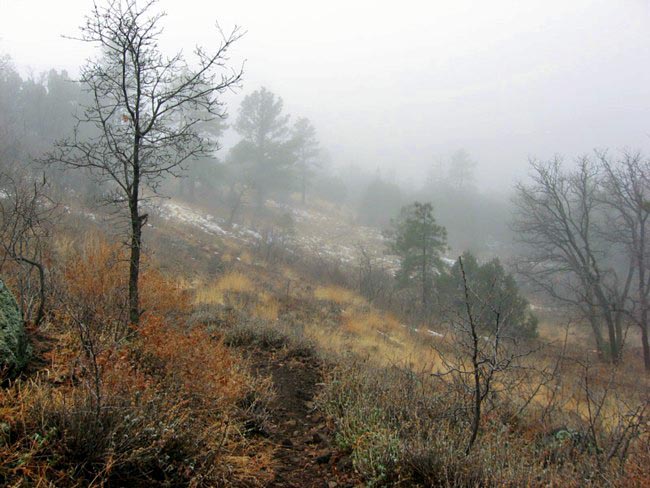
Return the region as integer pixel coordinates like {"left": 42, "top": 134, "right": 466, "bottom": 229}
{"left": 638, "top": 256, "right": 650, "bottom": 371}
{"left": 640, "top": 306, "right": 650, "bottom": 371}
{"left": 605, "top": 315, "right": 620, "bottom": 364}
{"left": 128, "top": 151, "right": 142, "bottom": 325}
{"left": 227, "top": 186, "right": 245, "bottom": 228}
{"left": 128, "top": 203, "right": 142, "bottom": 326}
{"left": 588, "top": 316, "right": 606, "bottom": 361}
{"left": 591, "top": 283, "right": 623, "bottom": 363}
{"left": 16, "top": 256, "right": 46, "bottom": 327}
{"left": 460, "top": 256, "right": 481, "bottom": 455}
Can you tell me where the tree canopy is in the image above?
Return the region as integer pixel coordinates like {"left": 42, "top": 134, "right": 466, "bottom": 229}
{"left": 384, "top": 201, "right": 447, "bottom": 310}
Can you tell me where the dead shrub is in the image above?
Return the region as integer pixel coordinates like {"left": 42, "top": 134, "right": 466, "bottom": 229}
{"left": 1, "top": 316, "right": 266, "bottom": 486}
{"left": 0, "top": 234, "right": 270, "bottom": 486}
{"left": 318, "top": 356, "right": 645, "bottom": 487}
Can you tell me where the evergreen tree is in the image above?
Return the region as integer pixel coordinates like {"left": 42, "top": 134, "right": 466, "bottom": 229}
{"left": 290, "top": 117, "right": 320, "bottom": 204}
{"left": 231, "top": 87, "right": 294, "bottom": 207}
{"left": 448, "top": 148, "right": 477, "bottom": 190}
{"left": 358, "top": 176, "right": 402, "bottom": 227}
{"left": 384, "top": 202, "right": 447, "bottom": 310}
{"left": 437, "top": 251, "right": 538, "bottom": 338}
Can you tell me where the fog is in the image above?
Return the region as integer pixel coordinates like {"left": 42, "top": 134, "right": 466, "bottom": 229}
{"left": 2, "top": 0, "right": 650, "bottom": 190}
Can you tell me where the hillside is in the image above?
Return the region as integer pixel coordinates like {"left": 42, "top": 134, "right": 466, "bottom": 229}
{"left": 3, "top": 0, "right": 650, "bottom": 486}
{"left": 2, "top": 193, "right": 648, "bottom": 486}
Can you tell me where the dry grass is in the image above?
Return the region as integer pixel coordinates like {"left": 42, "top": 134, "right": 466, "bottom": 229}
{"left": 222, "top": 249, "right": 254, "bottom": 266}
{"left": 6, "top": 211, "right": 649, "bottom": 487}
{"left": 342, "top": 310, "right": 402, "bottom": 336}
{"left": 314, "top": 285, "right": 366, "bottom": 306}
{"left": 194, "top": 272, "right": 256, "bottom": 305}
{"left": 0, "top": 235, "right": 276, "bottom": 487}
{"left": 318, "top": 357, "right": 649, "bottom": 487}
{"left": 253, "top": 291, "right": 280, "bottom": 321}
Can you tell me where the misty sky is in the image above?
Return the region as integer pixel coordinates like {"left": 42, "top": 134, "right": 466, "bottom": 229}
{"left": 1, "top": 0, "right": 650, "bottom": 191}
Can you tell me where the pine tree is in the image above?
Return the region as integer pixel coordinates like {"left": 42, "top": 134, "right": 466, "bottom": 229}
{"left": 384, "top": 202, "right": 447, "bottom": 310}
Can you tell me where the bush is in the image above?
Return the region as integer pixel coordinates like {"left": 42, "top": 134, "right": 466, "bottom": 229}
{"left": 436, "top": 251, "right": 538, "bottom": 339}
{"left": 0, "top": 278, "right": 31, "bottom": 378}
{"left": 318, "top": 357, "right": 639, "bottom": 487}
{"left": 0, "top": 316, "right": 274, "bottom": 486}
{"left": 0, "top": 235, "right": 273, "bottom": 486}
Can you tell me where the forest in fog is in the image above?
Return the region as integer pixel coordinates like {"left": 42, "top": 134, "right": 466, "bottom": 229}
{"left": 1, "top": 1, "right": 650, "bottom": 486}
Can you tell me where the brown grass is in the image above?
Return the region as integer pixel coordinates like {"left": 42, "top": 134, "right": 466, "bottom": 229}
{"left": 194, "top": 271, "right": 256, "bottom": 305}
{"left": 314, "top": 285, "right": 366, "bottom": 306}
{"left": 0, "top": 235, "right": 275, "bottom": 486}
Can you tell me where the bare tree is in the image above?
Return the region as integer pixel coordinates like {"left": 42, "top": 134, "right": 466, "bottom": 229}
{"left": 513, "top": 157, "right": 632, "bottom": 363}
{"left": 0, "top": 168, "right": 55, "bottom": 326}
{"left": 48, "top": 0, "right": 243, "bottom": 324}
{"left": 433, "top": 255, "right": 537, "bottom": 455}
{"left": 355, "top": 243, "right": 393, "bottom": 304}
{"left": 598, "top": 150, "right": 650, "bottom": 371}
{"left": 572, "top": 359, "right": 648, "bottom": 470}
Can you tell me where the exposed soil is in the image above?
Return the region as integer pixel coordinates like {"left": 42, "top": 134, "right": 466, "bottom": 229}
{"left": 250, "top": 350, "right": 359, "bottom": 488}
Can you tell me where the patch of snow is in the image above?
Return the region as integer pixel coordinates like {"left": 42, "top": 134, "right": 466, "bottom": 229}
{"left": 441, "top": 257, "right": 456, "bottom": 267}
{"left": 242, "top": 229, "right": 262, "bottom": 240}
{"left": 156, "top": 202, "right": 228, "bottom": 236}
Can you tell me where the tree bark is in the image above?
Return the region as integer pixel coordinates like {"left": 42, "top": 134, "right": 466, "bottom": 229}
{"left": 641, "top": 316, "right": 650, "bottom": 371}
{"left": 129, "top": 137, "right": 142, "bottom": 326}
{"left": 586, "top": 310, "right": 606, "bottom": 361}
{"left": 15, "top": 256, "right": 46, "bottom": 327}
{"left": 128, "top": 202, "right": 142, "bottom": 326}
{"left": 637, "top": 244, "right": 650, "bottom": 371}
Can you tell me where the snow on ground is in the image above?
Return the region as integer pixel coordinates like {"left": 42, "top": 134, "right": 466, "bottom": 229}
{"left": 148, "top": 198, "right": 453, "bottom": 274}
{"left": 155, "top": 201, "right": 228, "bottom": 236}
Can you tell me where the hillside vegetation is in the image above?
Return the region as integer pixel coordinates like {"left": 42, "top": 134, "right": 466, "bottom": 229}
{"left": 2, "top": 198, "right": 648, "bottom": 486}
{"left": 2, "top": 1, "right": 650, "bottom": 486}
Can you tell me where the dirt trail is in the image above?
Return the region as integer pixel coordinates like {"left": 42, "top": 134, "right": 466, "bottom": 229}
{"left": 251, "top": 352, "right": 358, "bottom": 488}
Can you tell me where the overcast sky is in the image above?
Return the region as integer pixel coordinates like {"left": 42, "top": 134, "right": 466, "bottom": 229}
{"left": 1, "top": 0, "right": 650, "bottom": 191}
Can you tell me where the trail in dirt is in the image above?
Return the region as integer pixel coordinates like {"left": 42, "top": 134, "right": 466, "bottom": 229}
{"left": 251, "top": 352, "right": 358, "bottom": 488}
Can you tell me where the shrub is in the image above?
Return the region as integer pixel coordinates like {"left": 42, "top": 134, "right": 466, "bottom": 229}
{"left": 0, "top": 235, "right": 271, "bottom": 486}
{"left": 436, "top": 251, "right": 538, "bottom": 339}
{"left": 318, "top": 357, "right": 639, "bottom": 487}
{"left": 0, "top": 315, "right": 269, "bottom": 486}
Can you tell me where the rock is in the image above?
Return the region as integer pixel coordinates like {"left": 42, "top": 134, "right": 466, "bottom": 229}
{"left": 327, "top": 482, "right": 338, "bottom": 488}
{"left": 315, "top": 451, "right": 332, "bottom": 464}
{"left": 0, "top": 279, "right": 30, "bottom": 378}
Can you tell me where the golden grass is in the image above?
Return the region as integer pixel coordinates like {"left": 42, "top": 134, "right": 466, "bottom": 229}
{"left": 281, "top": 266, "right": 299, "bottom": 281}
{"left": 239, "top": 250, "right": 253, "bottom": 265}
{"left": 342, "top": 310, "right": 402, "bottom": 336}
{"left": 253, "top": 292, "right": 280, "bottom": 321}
{"left": 192, "top": 262, "right": 646, "bottom": 433}
{"left": 194, "top": 272, "right": 255, "bottom": 305}
{"left": 314, "top": 285, "right": 366, "bottom": 306}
